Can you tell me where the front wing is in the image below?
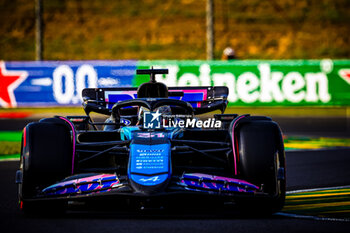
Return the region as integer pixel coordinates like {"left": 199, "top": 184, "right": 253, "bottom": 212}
{"left": 29, "top": 173, "right": 271, "bottom": 202}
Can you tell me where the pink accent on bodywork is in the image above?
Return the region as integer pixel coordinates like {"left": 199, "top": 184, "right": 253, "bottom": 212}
{"left": 104, "top": 91, "right": 137, "bottom": 103}
{"left": 177, "top": 89, "right": 208, "bottom": 107}
{"left": 23, "top": 127, "right": 27, "bottom": 148}
{"left": 179, "top": 89, "right": 207, "bottom": 98}
{"left": 186, "top": 173, "right": 258, "bottom": 188}
{"left": 59, "top": 117, "right": 76, "bottom": 174}
{"left": 45, "top": 174, "right": 117, "bottom": 189}
{"left": 232, "top": 115, "right": 246, "bottom": 176}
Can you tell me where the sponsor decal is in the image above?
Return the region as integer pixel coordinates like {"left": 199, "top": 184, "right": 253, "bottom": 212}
{"left": 129, "top": 143, "right": 170, "bottom": 186}
{"left": 136, "top": 149, "right": 164, "bottom": 153}
{"left": 120, "top": 118, "right": 131, "bottom": 126}
{"left": 0, "top": 62, "right": 28, "bottom": 108}
{"left": 1, "top": 61, "right": 136, "bottom": 107}
{"left": 136, "top": 132, "right": 165, "bottom": 138}
{"left": 152, "top": 62, "right": 332, "bottom": 104}
{"left": 139, "top": 176, "right": 160, "bottom": 182}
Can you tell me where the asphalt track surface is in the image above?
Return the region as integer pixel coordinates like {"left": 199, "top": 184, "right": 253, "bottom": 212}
{"left": 0, "top": 117, "right": 350, "bottom": 233}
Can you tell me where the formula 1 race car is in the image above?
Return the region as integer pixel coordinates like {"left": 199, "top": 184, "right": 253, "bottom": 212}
{"left": 16, "top": 68, "right": 286, "bottom": 215}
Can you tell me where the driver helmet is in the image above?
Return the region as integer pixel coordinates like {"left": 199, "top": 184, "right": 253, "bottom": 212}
{"left": 137, "top": 81, "right": 168, "bottom": 98}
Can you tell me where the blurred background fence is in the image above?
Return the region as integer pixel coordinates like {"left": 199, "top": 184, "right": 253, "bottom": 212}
{"left": 1, "top": 59, "right": 350, "bottom": 108}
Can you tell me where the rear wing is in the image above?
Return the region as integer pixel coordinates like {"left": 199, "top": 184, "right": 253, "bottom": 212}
{"left": 82, "top": 86, "right": 228, "bottom": 116}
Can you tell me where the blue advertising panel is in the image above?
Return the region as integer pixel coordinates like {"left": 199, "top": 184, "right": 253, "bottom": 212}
{"left": 0, "top": 61, "right": 136, "bottom": 107}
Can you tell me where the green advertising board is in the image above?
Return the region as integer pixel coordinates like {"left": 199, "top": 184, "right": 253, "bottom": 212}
{"left": 135, "top": 60, "right": 350, "bottom": 106}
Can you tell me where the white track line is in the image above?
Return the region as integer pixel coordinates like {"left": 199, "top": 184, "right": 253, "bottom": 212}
{"left": 0, "top": 158, "right": 19, "bottom": 162}
{"left": 276, "top": 212, "right": 350, "bottom": 222}
{"left": 287, "top": 185, "right": 350, "bottom": 194}
{"left": 286, "top": 147, "right": 350, "bottom": 153}
{"left": 282, "top": 185, "right": 350, "bottom": 222}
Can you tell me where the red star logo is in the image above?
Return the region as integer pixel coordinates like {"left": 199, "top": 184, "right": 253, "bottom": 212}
{"left": 0, "top": 62, "right": 28, "bottom": 108}
{"left": 338, "top": 69, "right": 350, "bottom": 85}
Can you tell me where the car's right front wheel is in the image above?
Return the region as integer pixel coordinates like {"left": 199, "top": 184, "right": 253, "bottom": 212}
{"left": 235, "top": 120, "right": 286, "bottom": 215}
{"left": 18, "top": 119, "right": 73, "bottom": 214}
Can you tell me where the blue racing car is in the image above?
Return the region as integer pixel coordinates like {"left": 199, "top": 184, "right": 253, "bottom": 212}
{"left": 16, "top": 68, "right": 286, "bottom": 215}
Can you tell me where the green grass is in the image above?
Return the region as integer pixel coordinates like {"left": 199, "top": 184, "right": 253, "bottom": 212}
{"left": 0, "top": 131, "right": 22, "bottom": 141}
{"left": 0, "top": 141, "right": 21, "bottom": 155}
{"left": 0, "top": 154, "right": 20, "bottom": 161}
{"left": 0, "top": 132, "right": 22, "bottom": 158}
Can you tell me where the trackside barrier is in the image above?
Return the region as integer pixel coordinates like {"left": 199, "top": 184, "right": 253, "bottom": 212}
{"left": 1, "top": 60, "right": 349, "bottom": 108}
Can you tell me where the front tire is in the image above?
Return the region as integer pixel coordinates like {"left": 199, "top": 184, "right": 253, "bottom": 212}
{"left": 19, "top": 121, "right": 73, "bottom": 214}
{"left": 236, "top": 120, "right": 286, "bottom": 215}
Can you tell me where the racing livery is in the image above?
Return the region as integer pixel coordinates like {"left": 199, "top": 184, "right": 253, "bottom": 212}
{"left": 16, "top": 68, "right": 286, "bottom": 214}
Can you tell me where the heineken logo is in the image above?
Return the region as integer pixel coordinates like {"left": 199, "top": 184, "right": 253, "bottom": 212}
{"left": 154, "top": 62, "right": 332, "bottom": 104}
